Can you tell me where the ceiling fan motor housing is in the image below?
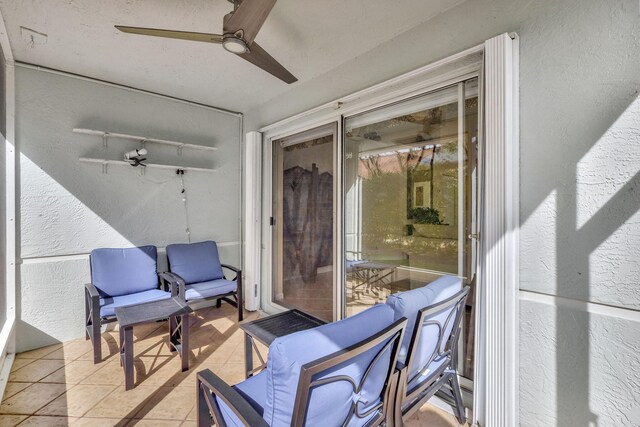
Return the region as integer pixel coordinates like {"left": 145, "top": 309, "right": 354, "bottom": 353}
{"left": 222, "top": 34, "right": 248, "bottom": 54}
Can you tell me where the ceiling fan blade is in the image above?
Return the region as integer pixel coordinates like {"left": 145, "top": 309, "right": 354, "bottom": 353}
{"left": 115, "top": 26, "right": 223, "bottom": 43}
{"left": 223, "top": 0, "right": 277, "bottom": 45}
{"left": 238, "top": 42, "right": 297, "bottom": 84}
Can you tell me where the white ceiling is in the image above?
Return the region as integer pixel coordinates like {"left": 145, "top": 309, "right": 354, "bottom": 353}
{"left": 0, "top": 0, "right": 462, "bottom": 113}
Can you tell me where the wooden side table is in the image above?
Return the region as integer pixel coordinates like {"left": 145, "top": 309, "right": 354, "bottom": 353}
{"left": 239, "top": 309, "right": 327, "bottom": 379}
{"left": 115, "top": 297, "right": 192, "bottom": 390}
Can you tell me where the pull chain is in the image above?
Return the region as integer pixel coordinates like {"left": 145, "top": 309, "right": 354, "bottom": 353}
{"left": 178, "top": 170, "right": 191, "bottom": 243}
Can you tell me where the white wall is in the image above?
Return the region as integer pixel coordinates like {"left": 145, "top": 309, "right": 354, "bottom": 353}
{"left": 15, "top": 66, "right": 242, "bottom": 352}
{"left": 245, "top": 0, "right": 640, "bottom": 425}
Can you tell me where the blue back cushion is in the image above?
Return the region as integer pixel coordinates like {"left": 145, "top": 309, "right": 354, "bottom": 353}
{"left": 385, "top": 275, "right": 462, "bottom": 380}
{"left": 264, "top": 304, "right": 395, "bottom": 426}
{"left": 90, "top": 246, "right": 158, "bottom": 297}
{"left": 166, "top": 241, "right": 224, "bottom": 285}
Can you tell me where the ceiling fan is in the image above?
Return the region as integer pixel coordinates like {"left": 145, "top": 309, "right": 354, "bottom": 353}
{"left": 115, "top": 0, "right": 297, "bottom": 84}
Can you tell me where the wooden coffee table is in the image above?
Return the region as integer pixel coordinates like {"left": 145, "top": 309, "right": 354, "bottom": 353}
{"left": 115, "top": 297, "right": 192, "bottom": 390}
{"left": 240, "top": 309, "right": 326, "bottom": 378}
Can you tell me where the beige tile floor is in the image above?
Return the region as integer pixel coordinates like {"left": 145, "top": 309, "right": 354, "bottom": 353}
{"left": 0, "top": 304, "right": 465, "bottom": 426}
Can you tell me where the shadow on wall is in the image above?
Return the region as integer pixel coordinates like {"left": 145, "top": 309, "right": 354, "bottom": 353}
{"left": 554, "top": 94, "right": 639, "bottom": 427}
{"left": 14, "top": 67, "right": 242, "bottom": 351}
{"left": 519, "top": 90, "right": 640, "bottom": 426}
{"left": 503, "top": 0, "right": 640, "bottom": 425}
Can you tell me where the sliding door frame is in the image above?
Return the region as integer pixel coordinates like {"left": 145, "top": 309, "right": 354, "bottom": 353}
{"left": 256, "top": 33, "right": 519, "bottom": 427}
{"left": 261, "top": 119, "right": 344, "bottom": 320}
{"left": 269, "top": 123, "right": 340, "bottom": 321}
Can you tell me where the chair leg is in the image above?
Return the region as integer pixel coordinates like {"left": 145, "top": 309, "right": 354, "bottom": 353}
{"left": 449, "top": 374, "right": 466, "bottom": 424}
{"left": 197, "top": 379, "right": 211, "bottom": 427}
{"left": 85, "top": 294, "right": 91, "bottom": 341}
{"left": 86, "top": 294, "right": 102, "bottom": 364}
{"left": 394, "top": 368, "right": 408, "bottom": 427}
{"left": 236, "top": 275, "right": 243, "bottom": 322}
{"left": 216, "top": 298, "right": 222, "bottom": 308}
{"left": 91, "top": 320, "right": 102, "bottom": 364}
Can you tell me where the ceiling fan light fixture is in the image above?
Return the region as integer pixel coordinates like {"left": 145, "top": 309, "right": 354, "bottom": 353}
{"left": 222, "top": 36, "right": 248, "bottom": 54}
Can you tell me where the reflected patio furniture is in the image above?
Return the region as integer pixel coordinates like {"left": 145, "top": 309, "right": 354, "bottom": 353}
{"left": 85, "top": 245, "right": 172, "bottom": 364}
{"left": 163, "top": 240, "right": 243, "bottom": 321}
{"left": 385, "top": 275, "right": 469, "bottom": 425}
{"left": 197, "top": 304, "right": 407, "bottom": 427}
{"left": 346, "top": 259, "right": 397, "bottom": 299}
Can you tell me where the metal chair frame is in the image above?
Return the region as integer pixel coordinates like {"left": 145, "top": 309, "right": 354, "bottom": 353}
{"left": 197, "top": 317, "right": 407, "bottom": 427}
{"left": 393, "top": 286, "right": 470, "bottom": 426}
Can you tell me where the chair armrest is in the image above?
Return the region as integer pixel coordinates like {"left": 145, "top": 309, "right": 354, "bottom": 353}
{"left": 197, "top": 369, "right": 268, "bottom": 427}
{"left": 84, "top": 283, "right": 101, "bottom": 320}
{"left": 159, "top": 271, "right": 186, "bottom": 299}
{"left": 84, "top": 282, "right": 100, "bottom": 300}
{"left": 221, "top": 264, "right": 241, "bottom": 280}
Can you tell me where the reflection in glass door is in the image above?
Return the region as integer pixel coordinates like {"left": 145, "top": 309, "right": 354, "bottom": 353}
{"left": 272, "top": 124, "right": 336, "bottom": 322}
{"left": 343, "top": 80, "right": 479, "bottom": 382}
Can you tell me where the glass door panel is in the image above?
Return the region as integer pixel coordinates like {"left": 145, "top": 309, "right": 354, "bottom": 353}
{"left": 272, "top": 124, "right": 336, "bottom": 322}
{"left": 343, "top": 80, "right": 478, "bottom": 382}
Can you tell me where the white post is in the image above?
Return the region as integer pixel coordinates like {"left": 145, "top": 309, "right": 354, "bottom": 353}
{"left": 0, "top": 6, "right": 17, "bottom": 394}
{"left": 243, "top": 132, "right": 263, "bottom": 311}
{"left": 474, "top": 32, "right": 519, "bottom": 427}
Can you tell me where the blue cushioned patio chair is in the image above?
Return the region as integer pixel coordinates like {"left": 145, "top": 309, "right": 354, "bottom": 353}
{"left": 85, "top": 245, "right": 172, "bottom": 364}
{"left": 163, "top": 241, "right": 243, "bottom": 321}
{"left": 385, "top": 275, "right": 470, "bottom": 425}
{"left": 196, "top": 304, "right": 407, "bottom": 427}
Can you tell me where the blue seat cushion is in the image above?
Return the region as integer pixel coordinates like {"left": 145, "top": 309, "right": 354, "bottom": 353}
{"left": 264, "top": 304, "right": 395, "bottom": 427}
{"left": 217, "top": 371, "right": 267, "bottom": 427}
{"left": 166, "top": 241, "right": 224, "bottom": 284}
{"left": 385, "top": 275, "right": 462, "bottom": 382}
{"left": 91, "top": 246, "right": 159, "bottom": 297}
{"left": 99, "top": 289, "right": 171, "bottom": 317}
{"left": 184, "top": 279, "right": 237, "bottom": 301}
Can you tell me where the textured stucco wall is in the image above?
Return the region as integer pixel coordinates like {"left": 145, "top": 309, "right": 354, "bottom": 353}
{"left": 15, "top": 66, "right": 242, "bottom": 351}
{"left": 244, "top": 0, "right": 640, "bottom": 425}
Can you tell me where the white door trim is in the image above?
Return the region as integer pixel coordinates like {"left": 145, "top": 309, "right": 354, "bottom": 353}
{"left": 473, "top": 32, "right": 520, "bottom": 427}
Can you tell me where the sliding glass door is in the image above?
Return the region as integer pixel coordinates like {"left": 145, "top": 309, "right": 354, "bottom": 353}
{"left": 272, "top": 124, "right": 337, "bottom": 322}
{"left": 268, "top": 79, "right": 480, "bottom": 385}
{"left": 343, "top": 80, "right": 479, "bottom": 381}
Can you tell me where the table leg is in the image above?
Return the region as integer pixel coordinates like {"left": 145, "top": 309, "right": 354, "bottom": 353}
{"left": 119, "top": 328, "right": 124, "bottom": 367}
{"left": 122, "top": 326, "right": 134, "bottom": 390}
{"left": 244, "top": 333, "right": 253, "bottom": 379}
{"left": 181, "top": 313, "right": 189, "bottom": 372}
{"left": 169, "top": 315, "right": 177, "bottom": 353}
{"left": 169, "top": 313, "right": 190, "bottom": 372}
